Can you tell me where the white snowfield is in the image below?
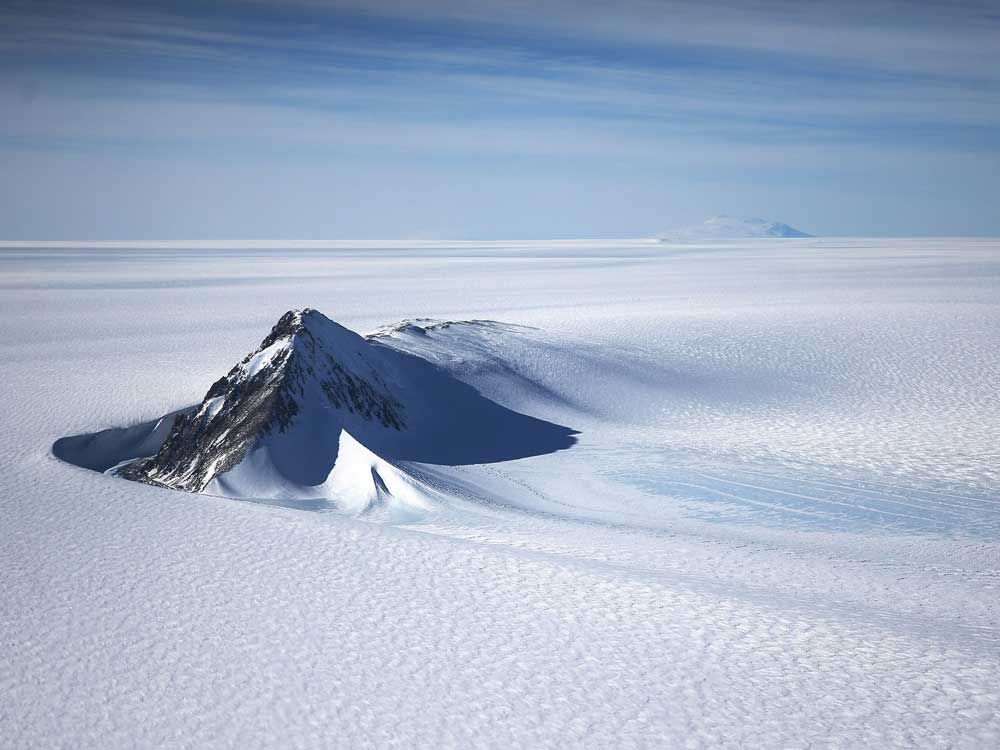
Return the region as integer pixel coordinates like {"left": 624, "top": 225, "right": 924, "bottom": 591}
{"left": 2, "top": 238, "right": 999, "bottom": 748}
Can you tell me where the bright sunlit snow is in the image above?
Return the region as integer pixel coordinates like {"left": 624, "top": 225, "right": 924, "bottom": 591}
{"left": 4, "top": 238, "right": 999, "bottom": 747}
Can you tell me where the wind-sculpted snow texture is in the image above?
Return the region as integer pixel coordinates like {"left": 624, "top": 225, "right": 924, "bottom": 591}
{"left": 4, "top": 238, "right": 1000, "bottom": 747}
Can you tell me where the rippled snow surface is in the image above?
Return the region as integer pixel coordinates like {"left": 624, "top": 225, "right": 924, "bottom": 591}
{"left": 3, "top": 238, "right": 999, "bottom": 747}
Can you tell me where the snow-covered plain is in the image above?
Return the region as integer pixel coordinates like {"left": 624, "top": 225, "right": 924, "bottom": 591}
{"left": 2, "top": 238, "right": 999, "bottom": 747}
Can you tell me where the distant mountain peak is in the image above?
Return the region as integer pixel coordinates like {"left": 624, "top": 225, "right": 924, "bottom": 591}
{"left": 658, "top": 215, "right": 813, "bottom": 241}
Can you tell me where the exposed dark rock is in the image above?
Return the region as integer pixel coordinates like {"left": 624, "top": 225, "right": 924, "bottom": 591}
{"left": 121, "top": 309, "right": 405, "bottom": 492}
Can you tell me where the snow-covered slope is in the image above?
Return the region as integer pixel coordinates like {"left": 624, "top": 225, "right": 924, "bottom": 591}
{"left": 204, "top": 429, "right": 436, "bottom": 521}
{"left": 659, "top": 215, "right": 812, "bottom": 241}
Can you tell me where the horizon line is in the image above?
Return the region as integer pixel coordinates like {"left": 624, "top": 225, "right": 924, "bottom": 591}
{"left": 3, "top": 235, "right": 1000, "bottom": 248}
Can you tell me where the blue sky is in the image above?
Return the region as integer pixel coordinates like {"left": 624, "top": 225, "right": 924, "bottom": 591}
{"left": 2, "top": 0, "right": 999, "bottom": 238}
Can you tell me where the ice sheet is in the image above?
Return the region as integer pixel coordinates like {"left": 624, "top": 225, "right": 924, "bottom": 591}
{"left": 3, "top": 238, "right": 999, "bottom": 747}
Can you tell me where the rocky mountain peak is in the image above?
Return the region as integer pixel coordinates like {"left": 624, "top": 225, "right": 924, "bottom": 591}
{"left": 120, "top": 309, "right": 405, "bottom": 492}
{"left": 110, "top": 309, "right": 576, "bottom": 503}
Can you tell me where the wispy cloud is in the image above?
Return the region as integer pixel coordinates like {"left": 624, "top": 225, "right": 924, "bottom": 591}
{"left": 1, "top": 0, "right": 998, "bottom": 237}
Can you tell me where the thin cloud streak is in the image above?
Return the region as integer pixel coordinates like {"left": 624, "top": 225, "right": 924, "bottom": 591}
{"left": 1, "top": 0, "right": 998, "bottom": 237}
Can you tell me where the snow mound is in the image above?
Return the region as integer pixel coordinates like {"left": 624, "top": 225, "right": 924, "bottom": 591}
{"left": 54, "top": 309, "right": 577, "bottom": 515}
{"left": 659, "top": 215, "right": 812, "bottom": 241}
{"left": 204, "top": 429, "right": 436, "bottom": 521}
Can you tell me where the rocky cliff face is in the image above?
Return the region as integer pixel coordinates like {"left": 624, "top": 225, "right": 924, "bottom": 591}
{"left": 121, "top": 309, "right": 404, "bottom": 492}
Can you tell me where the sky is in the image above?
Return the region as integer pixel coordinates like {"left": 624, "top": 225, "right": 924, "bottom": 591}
{"left": 1, "top": 0, "right": 999, "bottom": 239}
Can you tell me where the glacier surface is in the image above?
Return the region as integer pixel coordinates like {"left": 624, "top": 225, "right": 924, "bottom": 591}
{"left": 3, "top": 237, "right": 999, "bottom": 747}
